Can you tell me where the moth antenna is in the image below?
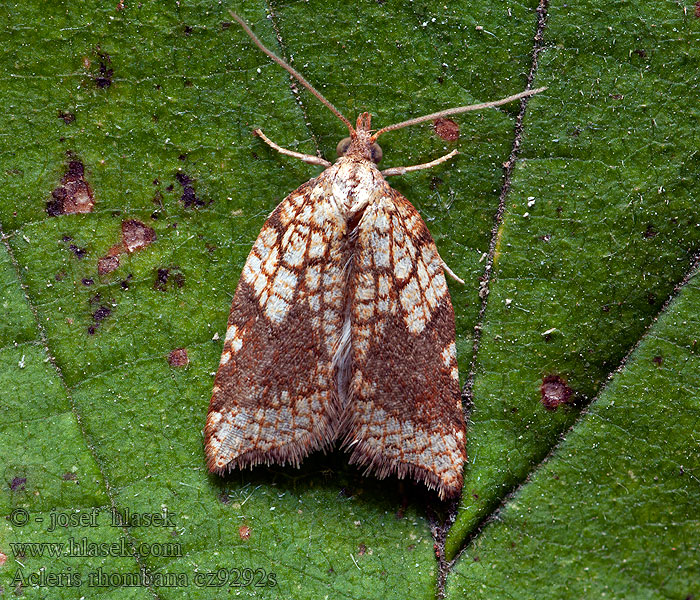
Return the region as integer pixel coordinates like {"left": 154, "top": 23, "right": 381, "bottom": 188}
{"left": 229, "top": 11, "right": 354, "bottom": 133}
{"left": 371, "top": 87, "right": 547, "bottom": 140}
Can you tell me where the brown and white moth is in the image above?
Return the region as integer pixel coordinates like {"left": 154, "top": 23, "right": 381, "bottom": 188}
{"left": 205, "top": 12, "right": 544, "bottom": 499}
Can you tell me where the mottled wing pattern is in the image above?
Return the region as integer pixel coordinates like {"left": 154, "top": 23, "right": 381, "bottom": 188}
{"left": 205, "top": 173, "right": 349, "bottom": 472}
{"left": 342, "top": 185, "right": 466, "bottom": 499}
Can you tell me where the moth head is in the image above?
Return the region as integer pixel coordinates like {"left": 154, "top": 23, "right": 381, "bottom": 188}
{"left": 335, "top": 112, "right": 383, "bottom": 164}
{"left": 336, "top": 136, "right": 383, "bottom": 164}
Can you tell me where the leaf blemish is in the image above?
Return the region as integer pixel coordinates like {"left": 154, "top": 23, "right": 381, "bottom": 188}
{"left": 88, "top": 305, "right": 112, "bottom": 335}
{"left": 57, "top": 110, "right": 75, "bottom": 124}
{"left": 93, "top": 48, "right": 114, "bottom": 89}
{"left": 154, "top": 267, "right": 185, "bottom": 291}
{"left": 98, "top": 254, "right": 120, "bottom": 275}
{"left": 168, "top": 348, "right": 189, "bottom": 367}
{"left": 47, "top": 159, "right": 94, "bottom": 216}
{"left": 540, "top": 375, "right": 574, "bottom": 411}
{"left": 176, "top": 172, "right": 204, "bottom": 208}
{"left": 643, "top": 223, "right": 658, "bottom": 238}
{"left": 430, "top": 176, "right": 443, "bottom": 190}
{"left": 98, "top": 220, "right": 155, "bottom": 275}
{"left": 433, "top": 117, "right": 460, "bottom": 141}
{"left": 68, "top": 243, "right": 87, "bottom": 258}
{"left": 122, "top": 219, "right": 156, "bottom": 253}
{"left": 60, "top": 236, "right": 87, "bottom": 259}
{"left": 10, "top": 476, "right": 27, "bottom": 491}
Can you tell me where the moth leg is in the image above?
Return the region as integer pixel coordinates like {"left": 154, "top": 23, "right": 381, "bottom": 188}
{"left": 380, "top": 149, "right": 459, "bottom": 177}
{"left": 254, "top": 129, "right": 331, "bottom": 167}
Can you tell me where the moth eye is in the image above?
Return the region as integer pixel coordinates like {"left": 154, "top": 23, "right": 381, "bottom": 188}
{"left": 370, "top": 142, "right": 383, "bottom": 164}
{"left": 336, "top": 137, "right": 352, "bottom": 157}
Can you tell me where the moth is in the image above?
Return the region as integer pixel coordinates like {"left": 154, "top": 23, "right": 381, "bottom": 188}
{"left": 205, "top": 12, "right": 544, "bottom": 499}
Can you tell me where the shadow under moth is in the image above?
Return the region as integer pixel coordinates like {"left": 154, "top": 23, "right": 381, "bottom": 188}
{"left": 205, "top": 11, "right": 544, "bottom": 499}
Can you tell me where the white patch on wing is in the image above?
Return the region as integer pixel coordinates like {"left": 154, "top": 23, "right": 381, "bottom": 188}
{"left": 283, "top": 230, "right": 307, "bottom": 267}
{"left": 272, "top": 266, "right": 297, "bottom": 302}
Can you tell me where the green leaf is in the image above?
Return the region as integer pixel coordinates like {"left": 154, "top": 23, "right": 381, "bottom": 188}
{"left": 445, "top": 0, "right": 700, "bottom": 561}
{"left": 446, "top": 265, "right": 700, "bottom": 599}
{"left": 0, "top": 1, "right": 698, "bottom": 599}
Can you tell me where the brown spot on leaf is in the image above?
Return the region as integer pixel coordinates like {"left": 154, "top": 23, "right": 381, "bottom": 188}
{"left": 47, "top": 159, "right": 94, "bottom": 216}
{"left": 540, "top": 375, "right": 573, "bottom": 411}
{"left": 10, "top": 477, "right": 26, "bottom": 491}
{"left": 154, "top": 267, "right": 185, "bottom": 291}
{"left": 68, "top": 243, "right": 87, "bottom": 259}
{"left": 93, "top": 306, "right": 111, "bottom": 322}
{"left": 98, "top": 254, "right": 120, "bottom": 275}
{"left": 238, "top": 525, "right": 251, "bottom": 540}
{"left": 358, "top": 543, "right": 367, "bottom": 556}
{"left": 88, "top": 305, "right": 112, "bottom": 335}
{"left": 122, "top": 219, "right": 156, "bottom": 253}
{"left": 98, "top": 221, "right": 154, "bottom": 275}
{"left": 62, "top": 472, "right": 78, "bottom": 481}
{"left": 94, "top": 49, "right": 114, "bottom": 88}
{"left": 168, "top": 348, "right": 189, "bottom": 367}
{"left": 57, "top": 110, "right": 75, "bottom": 124}
{"left": 429, "top": 176, "right": 443, "bottom": 190}
{"left": 176, "top": 172, "right": 204, "bottom": 208}
{"left": 433, "top": 118, "right": 460, "bottom": 141}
